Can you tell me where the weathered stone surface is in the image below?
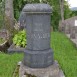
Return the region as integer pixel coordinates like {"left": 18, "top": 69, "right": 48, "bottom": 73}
{"left": 65, "top": 25, "right": 70, "bottom": 34}
{"left": 22, "top": 4, "right": 52, "bottom": 13}
{"left": 23, "top": 49, "right": 53, "bottom": 68}
{"left": 25, "top": 14, "right": 51, "bottom": 50}
{"left": 23, "top": 4, "right": 53, "bottom": 68}
{"left": 19, "top": 61, "right": 65, "bottom": 77}
{"left": 63, "top": 16, "right": 77, "bottom": 34}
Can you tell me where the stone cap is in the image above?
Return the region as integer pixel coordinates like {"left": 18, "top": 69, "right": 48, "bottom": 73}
{"left": 22, "top": 4, "right": 52, "bottom": 13}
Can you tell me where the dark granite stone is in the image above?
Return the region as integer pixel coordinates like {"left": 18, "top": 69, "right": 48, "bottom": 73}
{"left": 26, "top": 14, "right": 51, "bottom": 50}
{"left": 23, "top": 4, "right": 53, "bottom": 68}
{"left": 23, "top": 49, "right": 53, "bottom": 68}
{"left": 22, "top": 4, "right": 52, "bottom": 13}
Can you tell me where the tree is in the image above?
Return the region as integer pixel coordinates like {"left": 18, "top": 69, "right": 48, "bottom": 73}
{"left": 59, "top": 0, "right": 65, "bottom": 32}
{"left": 59, "top": 0, "right": 64, "bottom": 21}
{"left": 5, "top": 0, "right": 14, "bottom": 44}
{"left": 13, "top": 0, "right": 40, "bottom": 20}
{"left": 64, "top": 1, "right": 74, "bottom": 19}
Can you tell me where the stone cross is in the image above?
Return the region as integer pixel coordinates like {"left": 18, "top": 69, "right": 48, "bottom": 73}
{"left": 22, "top": 4, "right": 53, "bottom": 68}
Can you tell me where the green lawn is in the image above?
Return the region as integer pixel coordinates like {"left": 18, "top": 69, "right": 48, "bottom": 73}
{"left": 51, "top": 32, "right": 77, "bottom": 77}
{"left": 0, "top": 53, "right": 23, "bottom": 77}
{"left": 0, "top": 32, "right": 77, "bottom": 77}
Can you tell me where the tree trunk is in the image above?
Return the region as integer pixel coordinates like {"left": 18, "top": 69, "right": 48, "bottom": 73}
{"left": 59, "top": 0, "right": 65, "bottom": 32}
{"left": 5, "top": 0, "right": 14, "bottom": 27}
{"left": 5, "top": 0, "right": 14, "bottom": 44}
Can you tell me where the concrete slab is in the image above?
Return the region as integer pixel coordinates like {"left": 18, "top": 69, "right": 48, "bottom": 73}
{"left": 19, "top": 60, "right": 65, "bottom": 77}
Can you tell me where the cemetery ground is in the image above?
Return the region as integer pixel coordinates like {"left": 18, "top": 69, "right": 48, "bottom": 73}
{"left": 0, "top": 32, "right": 77, "bottom": 77}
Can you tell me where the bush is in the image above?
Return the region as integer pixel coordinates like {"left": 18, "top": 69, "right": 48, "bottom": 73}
{"left": 13, "top": 30, "right": 27, "bottom": 47}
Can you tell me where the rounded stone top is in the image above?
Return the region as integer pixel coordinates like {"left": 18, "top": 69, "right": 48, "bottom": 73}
{"left": 22, "top": 4, "right": 52, "bottom": 13}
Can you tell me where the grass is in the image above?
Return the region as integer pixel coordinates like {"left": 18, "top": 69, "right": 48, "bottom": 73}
{"left": 51, "top": 32, "right": 77, "bottom": 77}
{"left": 0, "top": 53, "right": 23, "bottom": 77}
{"left": 0, "top": 32, "right": 77, "bottom": 77}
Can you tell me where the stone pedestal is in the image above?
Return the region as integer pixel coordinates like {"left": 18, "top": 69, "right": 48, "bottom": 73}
{"left": 19, "top": 61, "right": 65, "bottom": 77}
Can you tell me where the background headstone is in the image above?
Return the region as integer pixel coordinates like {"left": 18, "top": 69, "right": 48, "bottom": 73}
{"left": 64, "top": 16, "right": 77, "bottom": 34}
{"left": 65, "top": 24, "right": 70, "bottom": 34}
{"left": 70, "top": 26, "right": 76, "bottom": 39}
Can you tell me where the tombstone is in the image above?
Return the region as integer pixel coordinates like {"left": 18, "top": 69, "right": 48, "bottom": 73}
{"left": 19, "top": 4, "right": 65, "bottom": 77}
{"left": 70, "top": 20, "right": 77, "bottom": 39}
{"left": 22, "top": 4, "right": 53, "bottom": 68}
{"left": 65, "top": 24, "right": 70, "bottom": 34}
{"left": 70, "top": 26, "right": 76, "bottom": 39}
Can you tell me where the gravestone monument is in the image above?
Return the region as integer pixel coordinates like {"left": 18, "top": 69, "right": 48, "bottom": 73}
{"left": 23, "top": 4, "right": 53, "bottom": 68}
{"left": 65, "top": 24, "right": 70, "bottom": 34}
{"left": 70, "top": 26, "right": 76, "bottom": 39}
{"left": 19, "top": 4, "right": 65, "bottom": 77}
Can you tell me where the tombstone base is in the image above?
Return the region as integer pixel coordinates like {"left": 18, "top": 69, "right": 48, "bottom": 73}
{"left": 19, "top": 60, "right": 65, "bottom": 77}
{"left": 23, "top": 48, "right": 53, "bottom": 68}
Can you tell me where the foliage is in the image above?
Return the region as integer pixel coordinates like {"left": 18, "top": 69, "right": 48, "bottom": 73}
{"left": 64, "top": 1, "right": 74, "bottom": 19}
{"left": 50, "top": 0, "right": 61, "bottom": 31}
{"left": 71, "top": 11, "right": 77, "bottom": 16}
{"left": 13, "top": 0, "right": 40, "bottom": 20}
{"left": 0, "top": 38, "right": 4, "bottom": 44}
{"left": 51, "top": 32, "right": 77, "bottom": 77}
{"left": 49, "top": 0, "right": 73, "bottom": 30}
{"left": 13, "top": 30, "right": 27, "bottom": 47}
{"left": 13, "top": 0, "right": 73, "bottom": 31}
